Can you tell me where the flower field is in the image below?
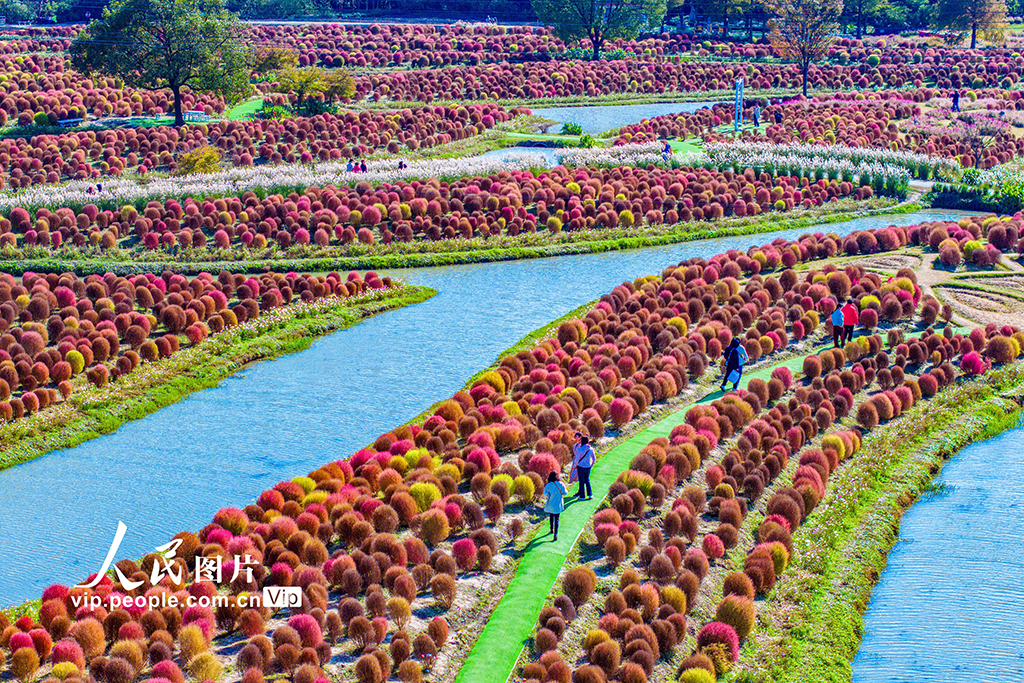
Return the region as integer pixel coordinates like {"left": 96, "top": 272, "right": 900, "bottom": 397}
{"left": 0, "top": 269, "right": 392, "bottom": 424}
{"left": 3, "top": 207, "right": 1022, "bottom": 683}
{"left": 4, "top": 13, "right": 1024, "bottom": 683}
{"left": 0, "top": 161, "right": 876, "bottom": 260}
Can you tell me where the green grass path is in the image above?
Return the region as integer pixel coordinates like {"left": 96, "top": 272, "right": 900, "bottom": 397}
{"left": 454, "top": 349, "right": 814, "bottom": 683}
{"left": 227, "top": 98, "right": 264, "bottom": 121}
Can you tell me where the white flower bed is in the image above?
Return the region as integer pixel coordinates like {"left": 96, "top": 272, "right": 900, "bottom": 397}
{"left": 703, "top": 140, "right": 958, "bottom": 178}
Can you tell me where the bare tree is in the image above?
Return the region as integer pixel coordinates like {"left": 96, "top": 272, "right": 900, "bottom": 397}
{"left": 765, "top": 0, "right": 843, "bottom": 96}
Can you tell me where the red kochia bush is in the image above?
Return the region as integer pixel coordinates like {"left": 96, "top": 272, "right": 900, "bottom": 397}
{"left": 697, "top": 622, "right": 739, "bottom": 661}
{"left": 451, "top": 538, "right": 478, "bottom": 571}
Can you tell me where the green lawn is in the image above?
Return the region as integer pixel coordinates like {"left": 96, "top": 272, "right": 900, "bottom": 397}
{"left": 227, "top": 97, "right": 264, "bottom": 121}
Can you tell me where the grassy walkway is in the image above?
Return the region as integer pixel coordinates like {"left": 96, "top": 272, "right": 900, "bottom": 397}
{"left": 227, "top": 97, "right": 264, "bottom": 121}
{"left": 454, "top": 348, "right": 814, "bottom": 683}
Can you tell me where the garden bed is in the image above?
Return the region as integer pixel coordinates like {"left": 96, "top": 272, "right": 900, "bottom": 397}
{"left": 0, "top": 283, "right": 435, "bottom": 470}
{"left": 1, "top": 197, "right": 906, "bottom": 275}
{"left": 729, "top": 364, "right": 1024, "bottom": 683}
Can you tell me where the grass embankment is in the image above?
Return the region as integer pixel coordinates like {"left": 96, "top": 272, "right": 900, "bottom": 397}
{"left": 730, "top": 363, "right": 1024, "bottom": 683}
{"left": 0, "top": 285, "right": 436, "bottom": 472}
{"left": 1, "top": 198, "right": 911, "bottom": 276}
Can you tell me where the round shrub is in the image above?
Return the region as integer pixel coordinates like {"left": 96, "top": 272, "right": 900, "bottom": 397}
{"left": 417, "top": 509, "right": 450, "bottom": 545}
{"left": 802, "top": 355, "right": 822, "bottom": 379}
{"left": 563, "top": 566, "right": 597, "bottom": 607}
{"left": 677, "top": 669, "right": 716, "bottom": 683}
{"left": 856, "top": 402, "right": 878, "bottom": 430}
{"left": 696, "top": 621, "right": 739, "bottom": 662}
{"left": 714, "top": 595, "right": 755, "bottom": 638}
{"left": 701, "top": 534, "right": 724, "bottom": 560}
{"left": 430, "top": 573, "right": 457, "bottom": 609}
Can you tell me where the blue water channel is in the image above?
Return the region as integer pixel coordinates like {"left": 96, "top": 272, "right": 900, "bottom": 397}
{"left": 532, "top": 101, "right": 720, "bottom": 135}
{"left": 0, "top": 209, "right": 965, "bottom": 606}
{"left": 852, "top": 420, "right": 1024, "bottom": 682}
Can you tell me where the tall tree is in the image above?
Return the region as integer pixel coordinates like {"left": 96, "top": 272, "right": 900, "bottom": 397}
{"left": 70, "top": 0, "right": 251, "bottom": 126}
{"left": 842, "top": 0, "right": 881, "bottom": 37}
{"left": 532, "top": 0, "right": 667, "bottom": 61}
{"left": 933, "top": 0, "right": 1007, "bottom": 49}
{"left": 765, "top": 0, "right": 843, "bottom": 96}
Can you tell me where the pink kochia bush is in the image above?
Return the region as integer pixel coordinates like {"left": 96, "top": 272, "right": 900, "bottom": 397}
{"left": 697, "top": 622, "right": 740, "bottom": 661}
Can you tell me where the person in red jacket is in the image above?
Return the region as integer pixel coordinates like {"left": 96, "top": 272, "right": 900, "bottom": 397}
{"left": 841, "top": 298, "right": 859, "bottom": 343}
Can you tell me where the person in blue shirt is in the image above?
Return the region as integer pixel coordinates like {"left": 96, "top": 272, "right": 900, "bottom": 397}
{"left": 571, "top": 432, "right": 596, "bottom": 500}
{"left": 543, "top": 471, "right": 568, "bottom": 541}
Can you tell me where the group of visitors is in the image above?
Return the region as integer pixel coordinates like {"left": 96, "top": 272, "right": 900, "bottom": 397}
{"left": 830, "top": 298, "right": 861, "bottom": 348}
{"left": 748, "top": 102, "right": 783, "bottom": 129}
{"left": 542, "top": 431, "right": 596, "bottom": 540}
{"left": 537, "top": 296, "right": 869, "bottom": 540}
{"left": 345, "top": 160, "right": 369, "bottom": 173}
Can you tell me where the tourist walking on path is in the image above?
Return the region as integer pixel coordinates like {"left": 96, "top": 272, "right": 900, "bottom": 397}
{"left": 831, "top": 304, "right": 845, "bottom": 348}
{"left": 571, "top": 432, "right": 596, "bottom": 500}
{"left": 952, "top": 90, "right": 961, "bottom": 112}
{"left": 720, "top": 338, "right": 748, "bottom": 392}
{"left": 543, "top": 472, "right": 568, "bottom": 541}
{"left": 752, "top": 103, "right": 761, "bottom": 129}
{"left": 842, "top": 298, "right": 860, "bottom": 343}
{"left": 662, "top": 141, "right": 672, "bottom": 161}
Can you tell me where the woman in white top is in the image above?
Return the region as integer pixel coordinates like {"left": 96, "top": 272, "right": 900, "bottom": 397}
{"left": 543, "top": 471, "right": 568, "bottom": 541}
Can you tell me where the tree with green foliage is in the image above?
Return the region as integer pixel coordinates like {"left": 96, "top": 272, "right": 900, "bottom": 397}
{"left": 703, "top": 0, "right": 752, "bottom": 38}
{"left": 932, "top": 0, "right": 1007, "bottom": 49}
{"left": 70, "top": 0, "right": 251, "bottom": 126}
{"left": 275, "top": 66, "right": 355, "bottom": 116}
{"left": 532, "top": 0, "right": 667, "bottom": 61}
{"left": 841, "top": 0, "right": 881, "bottom": 37}
{"left": 766, "top": 0, "right": 843, "bottom": 96}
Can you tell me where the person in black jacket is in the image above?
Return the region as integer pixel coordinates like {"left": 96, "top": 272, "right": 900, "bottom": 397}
{"left": 721, "top": 338, "right": 746, "bottom": 392}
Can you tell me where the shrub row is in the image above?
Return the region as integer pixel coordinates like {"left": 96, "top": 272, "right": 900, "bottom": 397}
{"left": 0, "top": 269, "right": 388, "bottom": 422}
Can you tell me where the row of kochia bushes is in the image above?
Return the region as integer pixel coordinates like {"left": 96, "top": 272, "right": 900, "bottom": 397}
{"left": 4, "top": 24, "right": 1019, "bottom": 73}
{"left": 347, "top": 63, "right": 1018, "bottom": 104}
{"left": 0, "top": 269, "right": 392, "bottom": 422}
{"left": 0, "top": 215, "right": 1001, "bottom": 683}
{"left": 519, "top": 317, "right": 1021, "bottom": 683}
{"left": 0, "top": 166, "right": 872, "bottom": 254}
{"left": 616, "top": 90, "right": 1023, "bottom": 171}
{"left": 0, "top": 104, "right": 522, "bottom": 189}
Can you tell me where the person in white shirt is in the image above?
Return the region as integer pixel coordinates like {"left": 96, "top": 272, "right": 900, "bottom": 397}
{"left": 543, "top": 472, "right": 568, "bottom": 540}
{"left": 571, "top": 432, "right": 596, "bottom": 500}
